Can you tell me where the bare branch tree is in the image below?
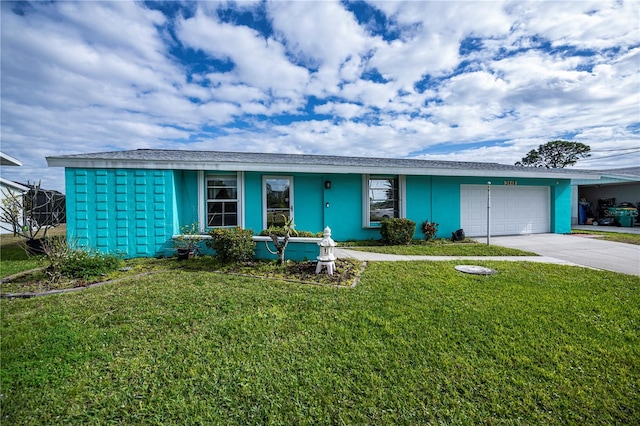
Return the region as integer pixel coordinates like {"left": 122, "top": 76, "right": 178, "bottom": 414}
{"left": 0, "top": 181, "right": 64, "bottom": 241}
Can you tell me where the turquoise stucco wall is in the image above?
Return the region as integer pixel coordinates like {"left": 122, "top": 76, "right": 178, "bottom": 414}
{"left": 244, "top": 172, "right": 326, "bottom": 236}
{"left": 173, "top": 170, "right": 200, "bottom": 228}
{"left": 254, "top": 239, "right": 321, "bottom": 261}
{"left": 65, "top": 168, "right": 175, "bottom": 258}
{"left": 64, "top": 167, "right": 573, "bottom": 258}
{"left": 551, "top": 180, "right": 572, "bottom": 233}
{"left": 244, "top": 172, "right": 263, "bottom": 234}
{"left": 405, "top": 176, "right": 432, "bottom": 239}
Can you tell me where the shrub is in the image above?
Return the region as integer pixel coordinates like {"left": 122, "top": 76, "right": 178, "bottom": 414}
{"left": 173, "top": 222, "right": 206, "bottom": 254}
{"left": 41, "top": 236, "right": 70, "bottom": 283}
{"left": 42, "top": 237, "right": 123, "bottom": 281}
{"left": 259, "top": 226, "right": 322, "bottom": 238}
{"left": 61, "top": 250, "right": 122, "bottom": 281}
{"left": 420, "top": 220, "right": 439, "bottom": 241}
{"left": 207, "top": 227, "right": 256, "bottom": 263}
{"left": 380, "top": 218, "right": 416, "bottom": 245}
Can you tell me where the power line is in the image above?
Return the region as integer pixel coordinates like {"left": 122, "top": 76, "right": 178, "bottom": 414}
{"left": 590, "top": 147, "right": 640, "bottom": 153}
{"left": 580, "top": 149, "right": 640, "bottom": 162}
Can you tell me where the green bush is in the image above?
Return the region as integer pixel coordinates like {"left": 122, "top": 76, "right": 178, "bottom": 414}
{"left": 207, "top": 227, "right": 256, "bottom": 263}
{"left": 259, "top": 226, "right": 321, "bottom": 238}
{"left": 420, "top": 220, "right": 439, "bottom": 241}
{"left": 380, "top": 218, "right": 416, "bottom": 245}
{"left": 61, "top": 250, "right": 122, "bottom": 281}
{"left": 41, "top": 237, "right": 122, "bottom": 282}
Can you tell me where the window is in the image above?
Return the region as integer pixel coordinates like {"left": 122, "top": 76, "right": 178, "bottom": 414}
{"left": 363, "top": 175, "right": 405, "bottom": 227}
{"left": 206, "top": 175, "right": 238, "bottom": 227}
{"left": 263, "top": 176, "right": 293, "bottom": 228}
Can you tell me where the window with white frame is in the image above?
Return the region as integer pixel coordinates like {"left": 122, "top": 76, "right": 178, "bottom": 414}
{"left": 206, "top": 175, "right": 238, "bottom": 227}
{"left": 263, "top": 176, "right": 293, "bottom": 228}
{"left": 363, "top": 175, "right": 405, "bottom": 227}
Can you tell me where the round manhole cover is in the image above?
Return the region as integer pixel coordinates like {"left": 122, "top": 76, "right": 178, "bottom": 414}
{"left": 455, "top": 265, "right": 497, "bottom": 275}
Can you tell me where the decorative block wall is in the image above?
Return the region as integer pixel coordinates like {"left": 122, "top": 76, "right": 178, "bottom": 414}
{"left": 65, "top": 168, "right": 174, "bottom": 258}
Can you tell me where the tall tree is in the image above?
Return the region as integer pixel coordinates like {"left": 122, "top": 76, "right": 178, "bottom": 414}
{"left": 515, "top": 140, "right": 591, "bottom": 168}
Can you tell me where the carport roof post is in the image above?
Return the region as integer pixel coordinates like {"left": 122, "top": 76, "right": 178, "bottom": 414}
{"left": 47, "top": 149, "right": 600, "bottom": 180}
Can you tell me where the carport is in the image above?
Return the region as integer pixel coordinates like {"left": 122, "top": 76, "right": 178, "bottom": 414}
{"left": 571, "top": 167, "right": 640, "bottom": 228}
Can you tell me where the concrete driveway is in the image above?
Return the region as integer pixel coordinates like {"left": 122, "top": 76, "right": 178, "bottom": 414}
{"left": 486, "top": 234, "right": 640, "bottom": 276}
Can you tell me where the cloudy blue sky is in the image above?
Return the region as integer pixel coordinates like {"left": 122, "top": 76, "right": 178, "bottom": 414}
{"left": 1, "top": 0, "right": 639, "bottom": 192}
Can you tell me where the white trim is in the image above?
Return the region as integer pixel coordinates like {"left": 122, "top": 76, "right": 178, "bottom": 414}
{"left": 399, "top": 175, "right": 406, "bottom": 218}
{"left": 252, "top": 235, "right": 321, "bottom": 244}
{"left": 362, "top": 174, "right": 406, "bottom": 228}
{"left": 262, "top": 175, "right": 294, "bottom": 229}
{"left": 362, "top": 175, "right": 369, "bottom": 228}
{"left": 197, "top": 171, "right": 204, "bottom": 232}
{"left": 1, "top": 152, "right": 22, "bottom": 167}
{"left": 172, "top": 234, "right": 322, "bottom": 244}
{"left": 0, "top": 177, "right": 29, "bottom": 192}
{"left": 238, "top": 171, "right": 245, "bottom": 228}
{"left": 46, "top": 157, "right": 597, "bottom": 180}
{"left": 204, "top": 172, "right": 242, "bottom": 228}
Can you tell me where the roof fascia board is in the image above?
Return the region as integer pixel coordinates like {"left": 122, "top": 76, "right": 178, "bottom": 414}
{"left": 46, "top": 157, "right": 598, "bottom": 180}
{"left": 1, "top": 152, "right": 22, "bottom": 167}
{"left": 600, "top": 174, "right": 640, "bottom": 182}
{"left": 0, "top": 177, "right": 29, "bottom": 191}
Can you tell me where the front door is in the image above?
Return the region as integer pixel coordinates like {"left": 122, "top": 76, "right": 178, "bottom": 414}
{"left": 264, "top": 176, "right": 293, "bottom": 228}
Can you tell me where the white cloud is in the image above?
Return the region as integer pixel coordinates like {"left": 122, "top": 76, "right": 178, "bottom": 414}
{"left": 314, "top": 102, "right": 367, "bottom": 120}
{"left": 1, "top": 1, "right": 638, "bottom": 193}
{"left": 176, "top": 8, "right": 309, "bottom": 103}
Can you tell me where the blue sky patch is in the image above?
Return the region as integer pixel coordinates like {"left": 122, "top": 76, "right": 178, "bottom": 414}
{"left": 1, "top": 0, "right": 638, "bottom": 192}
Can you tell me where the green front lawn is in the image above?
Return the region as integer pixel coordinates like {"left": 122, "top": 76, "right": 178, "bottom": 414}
{"left": 342, "top": 239, "right": 536, "bottom": 256}
{"left": 0, "top": 226, "right": 67, "bottom": 277}
{"left": 2, "top": 261, "right": 638, "bottom": 424}
{"left": 0, "top": 240, "right": 46, "bottom": 278}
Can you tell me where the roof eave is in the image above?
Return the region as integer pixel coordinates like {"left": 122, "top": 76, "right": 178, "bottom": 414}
{"left": 599, "top": 174, "right": 640, "bottom": 182}
{"left": 46, "top": 157, "right": 598, "bottom": 180}
{"left": 1, "top": 152, "right": 22, "bottom": 167}
{"left": 0, "top": 177, "right": 29, "bottom": 191}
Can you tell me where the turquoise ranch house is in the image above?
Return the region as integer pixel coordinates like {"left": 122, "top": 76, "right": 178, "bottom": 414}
{"left": 46, "top": 150, "right": 597, "bottom": 259}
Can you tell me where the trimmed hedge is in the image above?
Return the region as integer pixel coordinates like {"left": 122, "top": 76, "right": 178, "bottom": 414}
{"left": 259, "top": 226, "right": 322, "bottom": 238}
{"left": 207, "top": 227, "right": 256, "bottom": 263}
{"left": 380, "top": 218, "right": 416, "bottom": 245}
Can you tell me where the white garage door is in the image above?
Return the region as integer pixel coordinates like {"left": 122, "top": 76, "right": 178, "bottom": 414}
{"left": 460, "top": 185, "right": 550, "bottom": 237}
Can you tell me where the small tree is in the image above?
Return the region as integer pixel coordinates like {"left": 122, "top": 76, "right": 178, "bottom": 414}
{"left": 0, "top": 181, "right": 63, "bottom": 241}
{"left": 1, "top": 189, "right": 22, "bottom": 236}
{"left": 515, "top": 140, "right": 591, "bottom": 168}
{"left": 264, "top": 215, "right": 297, "bottom": 265}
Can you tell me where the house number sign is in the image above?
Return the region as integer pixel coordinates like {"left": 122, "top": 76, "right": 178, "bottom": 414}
{"left": 504, "top": 180, "right": 518, "bottom": 186}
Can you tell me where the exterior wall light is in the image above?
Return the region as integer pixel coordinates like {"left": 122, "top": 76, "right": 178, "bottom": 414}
{"left": 324, "top": 180, "right": 331, "bottom": 189}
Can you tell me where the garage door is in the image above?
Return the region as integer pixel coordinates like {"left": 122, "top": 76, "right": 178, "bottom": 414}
{"left": 460, "top": 185, "right": 550, "bottom": 237}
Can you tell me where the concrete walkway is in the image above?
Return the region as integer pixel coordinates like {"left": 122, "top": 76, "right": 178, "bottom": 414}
{"left": 334, "top": 249, "right": 577, "bottom": 266}
{"left": 335, "top": 232, "right": 640, "bottom": 276}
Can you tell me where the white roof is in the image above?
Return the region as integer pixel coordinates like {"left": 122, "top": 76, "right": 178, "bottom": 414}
{"left": 0, "top": 177, "right": 29, "bottom": 192}
{"left": 0, "top": 152, "right": 22, "bottom": 167}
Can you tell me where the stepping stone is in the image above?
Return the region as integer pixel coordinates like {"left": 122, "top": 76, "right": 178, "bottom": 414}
{"left": 455, "top": 265, "right": 497, "bottom": 275}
